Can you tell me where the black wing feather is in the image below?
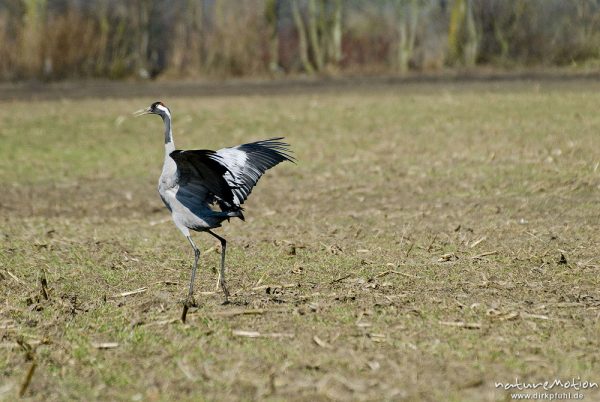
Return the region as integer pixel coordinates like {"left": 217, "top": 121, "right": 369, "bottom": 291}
{"left": 170, "top": 149, "right": 235, "bottom": 206}
{"left": 216, "top": 137, "right": 294, "bottom": 206}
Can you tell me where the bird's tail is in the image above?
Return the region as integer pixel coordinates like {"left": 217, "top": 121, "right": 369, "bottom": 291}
{"left": 226, "top": 208, "right": 245, "bottom": 222}
{"left": 216, "top": 198, "right": 245, "bottom": 222}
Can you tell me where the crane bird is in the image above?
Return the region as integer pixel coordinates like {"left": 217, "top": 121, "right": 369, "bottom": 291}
{"left": 134, "top": 101, "right": 293, "bottom": 322}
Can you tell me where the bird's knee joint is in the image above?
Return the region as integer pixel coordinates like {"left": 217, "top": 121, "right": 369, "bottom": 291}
{"left": 194, "top": 249, "right": 200, "bottom": 257}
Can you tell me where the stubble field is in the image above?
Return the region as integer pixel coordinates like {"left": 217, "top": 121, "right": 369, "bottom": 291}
{"left": 1, "top": 80, "right": 600, "bottom": 401}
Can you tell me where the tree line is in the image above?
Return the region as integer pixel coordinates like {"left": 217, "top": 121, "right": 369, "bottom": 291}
{"left": 0, "top": 0, "right": 599, "bottom": 81}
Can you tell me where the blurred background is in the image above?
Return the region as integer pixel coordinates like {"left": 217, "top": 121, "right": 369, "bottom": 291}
{"left": 3, "top": 2, "right": 600, "bottom": 401}
{"left": 1, "top": 0, "right": 600, "bottom": 82}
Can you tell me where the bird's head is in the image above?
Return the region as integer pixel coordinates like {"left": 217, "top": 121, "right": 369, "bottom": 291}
{"left": 134, "top": 101, "right": 171, "bottom": 119}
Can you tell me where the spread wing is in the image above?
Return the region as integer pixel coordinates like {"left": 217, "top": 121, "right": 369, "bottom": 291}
{"left": 216, "top": 137, "right": 294, "bottom": 206}
{"left": 169, "top": 150, "right": 235, "bottom": 209}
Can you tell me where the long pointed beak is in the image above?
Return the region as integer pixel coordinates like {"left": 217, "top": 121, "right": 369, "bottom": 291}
{"left": 133, "top": 107, "right": 151, "bottom": 117}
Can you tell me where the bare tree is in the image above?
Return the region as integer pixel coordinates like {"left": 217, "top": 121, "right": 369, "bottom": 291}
{"left": 291, "top": 0, "right": 314, "bottom": 73}
{"left": 91, "top": 0, "right": 110, "bottom": 75}
{"left": 448, "top": 0, "right": 479, "bottom": 66}
{"left": 291, "top": 0, "right": 344, "bottom": 74}
{"left": 21, "top": 0, "right": 47, "bottom": 77}
{"left": 307, "top": 0, "right": 323, "bottom": 70}
{"left": 329, "top": 0, "right": 342, "bottom": 65}
{"left": 265, "top": 0, "right": 280, "bottom": 73}
{"left": 392, "top": 0, "right": 422, "bottom": 72}
{"left": 319, "top": 0, "right": 343, "bottom": 68}
{"left": 170, "top": 0, "right": 204, "bottom": 75}
{"left": 130, "top": 0, "right": 151, "bottom": 78}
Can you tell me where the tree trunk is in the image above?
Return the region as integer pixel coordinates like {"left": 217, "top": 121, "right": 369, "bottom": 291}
{"left": 95, "top": 0, "right": 110, "bottom": 75}
{"left": 447, "top": 0, "right": 478, "bottom": 66}
{"left": 291, "top": 0, "right": 314, "bottom": 74}
{"left": 307, "top": 0, "right": 323, "bottom": 71}
{"left": 330, "top": 0, "right": 342, "bottom": 65}
{"left": 21, "top": 0, "right": 47, "bottom": 78}
{"left": 447, "top": 0, "right": 465, "bottom": 65}
{"left": 134, "top": 0, "right": 151, "bottom": 78}
{"left": 462, "top": 0, "right": 478, "bottom": 66}
{"left": 265, "top": 0, "right": 280, "bottom": 73}
{"left": 395, "top": 0, "right": 419, "bottom": 72}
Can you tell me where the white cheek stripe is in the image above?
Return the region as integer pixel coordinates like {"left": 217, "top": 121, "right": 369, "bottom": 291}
{"left": 157, "top": 104, "right": 171, "bottom": 117}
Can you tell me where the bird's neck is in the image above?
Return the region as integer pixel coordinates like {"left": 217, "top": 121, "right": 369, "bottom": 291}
{"left": 163, "top": 115, "right": 175, "bottom": 154}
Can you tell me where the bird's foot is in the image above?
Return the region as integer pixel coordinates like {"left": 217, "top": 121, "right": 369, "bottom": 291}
{"left": 181, "top": 305, "right": 189, "bottom": 323}
{"left": 183, "top": 295, "right": 198, "bottom": 308}
{"left": 215, "top": 272, "right": 231, "bottom": 299}
{"left": 217, "top": 288, "right": 230, "bottom": 305}
{"left": 181, "top": 296, "right": 198, "bottom": 323}
{"left": 220, "top": 281, "right": 230, "bottom": 304}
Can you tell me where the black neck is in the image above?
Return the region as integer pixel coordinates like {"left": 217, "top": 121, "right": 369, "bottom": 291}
{"left": 163, "top": 115, "right": 172, "bottom": 144}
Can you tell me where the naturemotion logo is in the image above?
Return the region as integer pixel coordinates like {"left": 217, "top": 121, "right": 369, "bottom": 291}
{"left": 495, "top": 378, "right": 598, "bottom": 392}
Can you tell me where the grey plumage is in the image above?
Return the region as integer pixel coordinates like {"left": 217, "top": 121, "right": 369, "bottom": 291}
{"left": 134, "top": 101, "right": 293, "bottom": 322}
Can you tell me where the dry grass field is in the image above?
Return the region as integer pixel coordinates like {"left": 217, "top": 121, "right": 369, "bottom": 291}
{"left": 1, "top": 80, "right": 600, "bottom": 401}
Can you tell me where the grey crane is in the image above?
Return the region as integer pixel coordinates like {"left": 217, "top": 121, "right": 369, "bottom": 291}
{"left": 135, "top": 101, "right": 293, "bottom": 322}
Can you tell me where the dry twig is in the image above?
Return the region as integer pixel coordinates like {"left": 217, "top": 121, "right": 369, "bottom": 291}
{"left": 5, "top": 270, "right": 22, "bottom": 284}
{"left": 405, "top": 242, "right": 414, "bottom": 258}
{"left": 520, "top": 312, "right": 549, "bottom": 320}
{"left": 329, "top": 275, "right": 352, "bottom": 284}
{"left": 109, "top": 287, "right": 147, "bottom": 299}
{"left": 439, "top": 321, "right": 482, "bottom": 329}
{"left": 212, "top": 308, "right": 288, "bottom": 317}
{"left": 92, "top": 342, "right": 119, "bottom": 349}
{"left": 143, "top": 318, "right": 179, "bottom": 327}
{"left": 376, "top": 270, "right": 421, "bottom": 279}
{"left": 232, "top": 330, "right": 294, "bottom": 338}
{"left": 471, "top": 250, "right": 498, "bottom": 260}
{"left": 152, "top": 280, "right": 179, "bottom": 286}
{"left": 427, "top": 234, "right": 438, "bottom": 252}
{"left": 176, "top": 359, "right": 197, "bottom": 381}
{"left": 39, "top": 269, "right": 49, "bottom": 300}
{"left": 470, "top": 236, "right": 487, "bottom": 248}
{"left": 313, "top": 336, "right": 331, "bottom": 348}
{"left": 19, "top": 362, "right": 36, "bottom": 397}
{"left": 252, "top": 284, "right": 297, "bottom": 291}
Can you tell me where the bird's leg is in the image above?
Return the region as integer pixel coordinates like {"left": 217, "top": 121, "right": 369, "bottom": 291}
{"left": 208, "top": 230, "right": 230, "bottom": 303}
{"left": 182, "top": 235, "right": 200, "bottom": 323}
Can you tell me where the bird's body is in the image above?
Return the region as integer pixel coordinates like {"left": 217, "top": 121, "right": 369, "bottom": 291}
{"left": 158, "top": 152, "right": 236, "bottom": 232}
{"left": 135, "top": 101, "right": 293, "bottom": 322}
